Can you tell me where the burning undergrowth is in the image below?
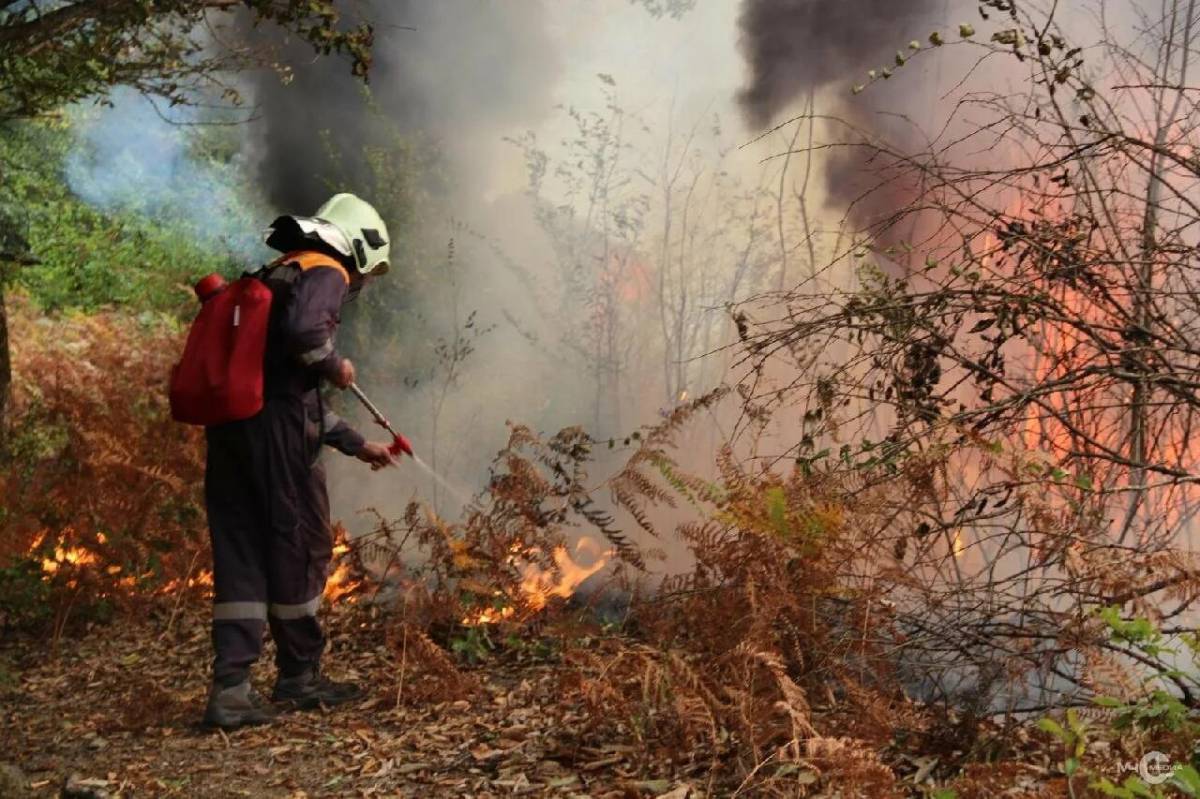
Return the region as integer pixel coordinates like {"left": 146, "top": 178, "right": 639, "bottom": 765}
{"left": 325, "top": 424, "right": 633, "bottom": 635}
{"left": 326, "top": 392, "right": 737, "bottom": 638}
{"left": 305, "top": 390, "right": 1019, "bottom": 793}
{"left": 0, "top": 292, "right": 209, "bottom": 635}
{"left": 318, "top": 380, "right": 1198, "bottom": 794}
{"left": 3, "top": 294, "right": 1195, "bottom": 795}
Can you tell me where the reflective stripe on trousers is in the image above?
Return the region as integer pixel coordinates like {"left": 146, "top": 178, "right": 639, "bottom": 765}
{"left": 269, "top": 596, "right": 321, "bottom": 620}
{"left": 212, "top": 601, "right": 268, "bottom": 621}
{"left": 211, "top": 597, "right": 320, "bottom": 622}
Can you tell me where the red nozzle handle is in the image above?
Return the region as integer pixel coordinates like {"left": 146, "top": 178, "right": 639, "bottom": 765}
{"left": 388, "top": 433, "right": 413, "bottom": 458}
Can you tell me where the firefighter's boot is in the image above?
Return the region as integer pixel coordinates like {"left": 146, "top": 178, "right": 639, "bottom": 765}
{"left": 202, "top": 680, "right": 278, "bottom": 729}
{"left": 272, "top": 666, "right": 362, "bottom": 710}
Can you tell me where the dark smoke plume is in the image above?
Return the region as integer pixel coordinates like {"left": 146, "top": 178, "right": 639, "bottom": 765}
{"left": 737, "top": 0, "right": 954, "bottom": 232}
{"left": 246, "top": 1, "right": 560, "bottom": 215}
{"left": 737, "top": 0, "right": 940, "bottom": 129}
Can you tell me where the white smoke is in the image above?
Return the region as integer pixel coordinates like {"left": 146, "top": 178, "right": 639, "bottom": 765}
{"left": 65, "top": 88, "right": 269, "bottom": 262}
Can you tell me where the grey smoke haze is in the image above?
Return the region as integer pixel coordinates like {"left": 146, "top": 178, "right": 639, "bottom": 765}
{"left": 236, "top": 1, "right": 578, "bottom": 524}
{"left": 67, "top": 3, "right": 939, "bottom": 527}
{"left": 737, "top": 0, "right": 954, "bottom": 231}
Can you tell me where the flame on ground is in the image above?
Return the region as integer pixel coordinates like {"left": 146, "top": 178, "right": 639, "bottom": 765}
{"left": 462, "top": 536, "right": 612, "bottom": 625}
{"left": 30, "top": 528, "right": 98, "bottom": 577}
{"left": 28, "top": 527, "right": 179, "bottom": 594}
{"left": 324, "top": 562, "right": 362, "bottom": 603}
{"left": 469, "top": 605, "right": 516, "bottom": 625}
{"left": 158, "top": 569, "right": 213, "bottom": 595}
{"left": 323, "top": 529, "right": 364, "bottom": 604}
{"left": 40, "top": 545, "right": 96, "bottom": 575}
{"left": 25, "top": 524, "right": 607, "bottom": 617}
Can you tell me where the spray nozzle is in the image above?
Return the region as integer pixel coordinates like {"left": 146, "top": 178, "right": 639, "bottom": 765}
{"left": 388, "top": 433, "right": 413, "bottom": 458}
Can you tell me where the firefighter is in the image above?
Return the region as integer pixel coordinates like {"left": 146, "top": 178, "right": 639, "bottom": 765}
{"left": 202, "top": 193, "right": 395, "bottom": 729}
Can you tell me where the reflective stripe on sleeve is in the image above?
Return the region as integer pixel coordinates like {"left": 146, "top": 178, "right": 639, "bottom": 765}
{"left": 299, "top": 339, "right": 335, "bottom": 365}
{"left": 269, "top": 596, "right": 321, "bottom": 620}
{"left": 212, "top": 601, "right": 268, "bottom": 621}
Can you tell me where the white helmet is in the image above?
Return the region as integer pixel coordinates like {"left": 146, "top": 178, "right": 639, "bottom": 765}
{"left": 265, "top": 193, "right": 390, "bottom": 275}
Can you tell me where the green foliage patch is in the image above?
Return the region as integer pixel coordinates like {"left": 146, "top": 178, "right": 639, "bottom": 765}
{"left": 0, "top": 118, "right": 230, "bottom": 315}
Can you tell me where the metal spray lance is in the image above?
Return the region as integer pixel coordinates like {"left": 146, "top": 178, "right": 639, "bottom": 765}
{"left": 348, "top": 383, "right": 476, "bottom": 505}
{"left": 347, "top": 383, "right": 414, "bottom": 459}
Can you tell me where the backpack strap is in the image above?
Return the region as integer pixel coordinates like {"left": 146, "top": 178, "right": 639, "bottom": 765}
{"left": 269, "top": 250, "right": 351, "bottom": 285}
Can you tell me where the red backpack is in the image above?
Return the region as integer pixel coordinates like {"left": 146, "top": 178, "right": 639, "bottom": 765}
{"left": 169, "top": 252, "right": 347, "bottom": 426}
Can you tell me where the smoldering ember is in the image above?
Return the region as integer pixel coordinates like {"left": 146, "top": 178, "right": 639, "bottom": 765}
{"left": 1, "top": 1, "right": 1199, "bottom": 797}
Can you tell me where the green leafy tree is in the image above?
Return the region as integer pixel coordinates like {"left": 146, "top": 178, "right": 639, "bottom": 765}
{"left": 0, "top": 1, "right": 373, "bottom": 119}
{"left": 0, "top": 0, "right": 376, "bottom": 439}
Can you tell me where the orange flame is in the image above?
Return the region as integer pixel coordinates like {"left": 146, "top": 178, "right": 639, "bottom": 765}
{"left": 158, "top": 569, "right": 213, "bottom": 595}
{"left": 324, "top": 562, "right": 362, "bottom": 603}
{"left": 27, "top": 530, "right": 47, "bottom": 552}
{"left": 518, "top": 540, "right": 611, "bottom": 611}
{"left": 468, "top": 605, "right": 517, "bottom": 625}
{"left": 461, "top": 536, "right": 612, "bottom": 625}
{"left": 29, "top": 528, "right": 115, "bottom": 580}
{"left": 40, "top": 545, "right": 96, "bottom": 575}
{"left": 321, "top": 527, "right": 364, "bottom": 604}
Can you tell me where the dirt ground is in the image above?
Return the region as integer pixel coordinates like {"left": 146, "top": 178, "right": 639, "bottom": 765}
{"left": 0, "top": 604, "right": 699, "bottom": 798}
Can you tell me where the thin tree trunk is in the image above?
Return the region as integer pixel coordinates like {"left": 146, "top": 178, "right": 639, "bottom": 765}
{"left": 775, "top": 119, "right": 803, "bottom": 291}
{"left": 0, "top": 284, "right": 9, "bottom": 449}
{"left": 1120, "top": 0, "right": 1195, "bottom": 544}
{"left": 796, "top": 89, "right": 818, "bottom": 278}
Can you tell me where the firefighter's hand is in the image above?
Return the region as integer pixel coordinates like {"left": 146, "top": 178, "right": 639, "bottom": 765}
{"left": 332, "top": 358, "right": 356, "bottom": 389}
{"left": 357, "top": 441, "right": 397, "bottom": 470}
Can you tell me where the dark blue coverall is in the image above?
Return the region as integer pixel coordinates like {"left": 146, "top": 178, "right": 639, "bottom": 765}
{"left": 204, "top": 252, "right": 364, "bottom": 687}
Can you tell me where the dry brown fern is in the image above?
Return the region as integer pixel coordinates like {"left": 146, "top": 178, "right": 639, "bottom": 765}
{"left": 0, "top": 293, "right": 206, "bottom": 631}
{"left": 386, "top": 621, "right": 481, "bottom": 703}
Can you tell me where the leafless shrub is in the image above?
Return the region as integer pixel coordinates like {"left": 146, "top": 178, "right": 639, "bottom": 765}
{"left": 733, "top": 0, "right": 1200, "bottom": 714}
